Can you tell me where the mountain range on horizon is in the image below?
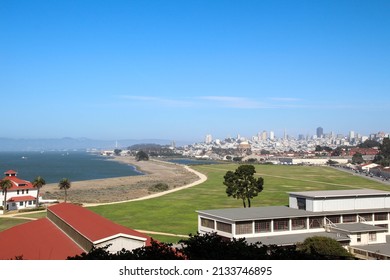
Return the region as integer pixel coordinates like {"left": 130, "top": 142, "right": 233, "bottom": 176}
{"left": 0, "top": 137, "right": 184, "bottom": 152}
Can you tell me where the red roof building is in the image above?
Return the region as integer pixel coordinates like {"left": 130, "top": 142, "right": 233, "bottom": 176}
{"left": 1, "top": 170, "right": 38, "bottom": 211}
{"left": 0, "top": 203, "right": 151, "bottom": 260}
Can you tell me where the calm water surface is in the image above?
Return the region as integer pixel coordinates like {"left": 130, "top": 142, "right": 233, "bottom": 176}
{"left": 0, "top": 151, "right": 142, "bottom": 183}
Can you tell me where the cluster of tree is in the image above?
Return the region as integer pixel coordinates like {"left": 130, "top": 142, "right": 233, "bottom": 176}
{"left": 351, "top": 152, "right": 364, "bottom": 164}
{"left": 212, "top": 147, "right": 241, "bottom": 158}
{"left": 359, "top": 139, "right": 381, "bottom": 148}
{"left": 315, "top": 145, "right": 333, "bottom": 153}
{"left": 374, "top": 138, "right": 390, "bottom": 167}
{"left": 135, "top": 150, "right": 149, "bottom": 161}
{"left": 128, "top": 144, "right": 180, "bottom": 157}
{"left": 223, "top": 165, "right": 264, "bottom": 208}
{"left": 67, "top": 232, "right": 354, "bottom": 260}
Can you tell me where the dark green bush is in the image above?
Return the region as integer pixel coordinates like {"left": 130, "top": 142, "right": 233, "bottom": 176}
{"left": 148, "top": 183, "right": 169, "bottom": 192}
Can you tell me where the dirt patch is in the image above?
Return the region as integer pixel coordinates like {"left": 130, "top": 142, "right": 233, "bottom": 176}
{"left": 42, "top": 157, "right": 199, "bottom": 203}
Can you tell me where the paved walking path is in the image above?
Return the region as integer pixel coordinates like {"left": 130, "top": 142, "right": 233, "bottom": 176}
{"left": 83, "top": 165, "right": 207, "bottom": 207}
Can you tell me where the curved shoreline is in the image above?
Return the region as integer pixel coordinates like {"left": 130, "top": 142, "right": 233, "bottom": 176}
{"left": 41, "top": 156, "right": 206, "bottom": 204}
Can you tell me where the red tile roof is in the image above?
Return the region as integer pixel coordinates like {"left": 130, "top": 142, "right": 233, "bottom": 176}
{"left": 48, "top": 203, "right": 151, "bottom": 245}
{"left": 0, "top": 218, "right": 84, "bottom": 260}
{"left": 7, "top": 195, "right": 36, "bottom": 202}
{"left": 1, "top": 176, "right": 35, "bottom": 191}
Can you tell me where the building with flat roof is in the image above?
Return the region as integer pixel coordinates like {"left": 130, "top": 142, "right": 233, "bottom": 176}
{"left": 197, "top": 188, "right": 390, "bottom": 259}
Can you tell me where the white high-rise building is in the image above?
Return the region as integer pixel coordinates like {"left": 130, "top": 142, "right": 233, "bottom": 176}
{"left": 349, "top": 131, "right": 355, "bottom": 141}
{"left": 269, "top": 131, "right": 275, "bottom": 140}
{"left": 205, "top": 134, "right": 213, "bottom": 144}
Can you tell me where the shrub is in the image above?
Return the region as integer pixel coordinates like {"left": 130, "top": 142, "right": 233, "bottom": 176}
{"left": 148, "top": 183, "right": 169, "bottom": 192}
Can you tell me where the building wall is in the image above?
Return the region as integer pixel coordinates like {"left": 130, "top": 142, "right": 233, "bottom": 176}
{"left": 336, "top": 231, "right": 387, "bottom": 246}
{"left": 96, "top": 237, "right": 146, "bottom": 253}
{"left": 198, "top": 215, "right": 326, "bottom": 239}
{"left": 47, "top": 210, "right": 93, "bottom": 251}
{"left": 0, "top": 189, "right": 38, "bottom": 211}
{"left": 312, "top": 196, "right": 390, "bottom": 212}
{"left": 290, "top": 195, "right": 390, "bottom": 212}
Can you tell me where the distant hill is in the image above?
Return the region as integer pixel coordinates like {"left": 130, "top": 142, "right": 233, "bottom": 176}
{"left": 0, "top": 137, "right": 176, "bottom": 151}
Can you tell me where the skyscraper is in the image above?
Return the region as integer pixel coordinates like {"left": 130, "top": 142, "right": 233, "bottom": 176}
{"left": 261, "top": 130, "right": 267, "bottom": 141}
{"left": 205, "top": 134, "right": 213, "bottom": 144}
{"left": 316, "top": 127, "right": 324, "bottom": 138}
{"left": 349, "top": 131, "right": 355, "bottom": 141}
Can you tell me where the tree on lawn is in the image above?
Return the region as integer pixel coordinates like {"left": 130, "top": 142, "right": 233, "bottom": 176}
{"left": 58, "top": 178, "right": 71, "bottom": 202}
{"left": 0, "top": 179, "right": 12, "bottom": 212}
{"left": 223, "top": 164, "right": 264, "bottom": 208}
{"left": 32, "top": 176, "right": 46, "bottom": 208}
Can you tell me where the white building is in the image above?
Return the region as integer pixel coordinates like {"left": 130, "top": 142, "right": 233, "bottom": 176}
{"left": 1, "top": 170, "right": 39, "bottom": 212}
{"left": 197, "top": 188, "right": 390, "bottom": 259}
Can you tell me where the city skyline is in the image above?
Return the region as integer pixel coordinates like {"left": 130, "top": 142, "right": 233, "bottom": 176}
{"left": 1, "top": 1, "right": 389, "bottom": 143}
{"left": 203, "top": 128, "right": 388, "bottom": 142}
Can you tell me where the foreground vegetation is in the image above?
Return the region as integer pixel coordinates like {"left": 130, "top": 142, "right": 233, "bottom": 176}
{"left": 68, "top": 232, "right": 353, "bottom": 260}
{"left": 89, "top": 164, "right": 389, "bottom": 242}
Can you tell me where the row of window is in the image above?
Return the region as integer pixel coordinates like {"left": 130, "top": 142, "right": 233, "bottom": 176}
{"left": 2, "top": 190, "right": 30, "bottom": 195}
{"left": 16, "top": 189, "right": 29, "bottom": 195}
{"left": 328, "top": 213, "right": 389, "bottom": 223}
{"left": 201, "top": 212, "right": 390, "bottom": 235}
{"left": 10, "top": 200, "right": 36, "bottom": 207}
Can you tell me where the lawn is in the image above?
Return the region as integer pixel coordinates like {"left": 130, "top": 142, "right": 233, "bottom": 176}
{"left": 89, "top": 164, "right": 389, "bottom": 243}
{"left": 0, "top": 218, "right": 30, "bottom": 231}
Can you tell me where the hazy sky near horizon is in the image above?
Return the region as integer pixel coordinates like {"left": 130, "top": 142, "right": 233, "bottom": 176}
{"left": 1, "top": 0, "right": 389, "bottom": 143}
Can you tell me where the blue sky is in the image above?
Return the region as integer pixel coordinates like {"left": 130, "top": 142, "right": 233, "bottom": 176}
{"left": 1, "top": 0, "right": 389, "bottom": 143}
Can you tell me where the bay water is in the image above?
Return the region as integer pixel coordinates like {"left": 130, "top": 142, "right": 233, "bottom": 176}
{"left": 0, "top": 151, "right": 142, "bottom": 183}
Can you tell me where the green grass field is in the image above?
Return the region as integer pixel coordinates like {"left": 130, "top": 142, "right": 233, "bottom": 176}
{"left": 89, "top": 164, "right": 390, "bottom": 243}
{"left": 1, "top": 164, "right": 388, "bottom": 242}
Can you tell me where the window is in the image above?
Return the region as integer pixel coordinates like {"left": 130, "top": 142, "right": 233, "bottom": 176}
{"left": 217, "top": 222, "right": 232, "bottom": 233}
{"left": 28, "top": 201, "right": 32, "bottom": 205}
{"left": 369, "top": 232, "right": 377, "bottom": 242}
{"left": 255, "top": 220, "right": 271, "bottom": 233}
{"left": 297, "top": 198, "right": 306, "bottom": 210}
{"left": 357, "top": 233, "right": 361, "bottom": 243}
{"left": 309, "top": 217, "right": 324, "bottom": 229}
{"left": 327, "top": 215, "right": 340, "bottom": 224}
{"left": 26, "top": 190, "right": 29, "bottom": 194}
{"left": 17, "top": 190, "right": 20, "bottom": 195}
{"left": 273, "top": 219, "right": 289, "bottom": 232}
{"left": 235, "top": 222, "right": 253, "bottom": 235}
{"left": 374, "top": 213, "right": 388, "bottom": 221}
{"left": 358, "top": 213, "right": 373, "bottom": 222}
{"left": 22, "top": 190, "right": 25, "bottom": 195}
{"left": 342, "top": 214, "right": 356, "bottom": 223}
{"left": 19, "top": 202, "right": 23, "bottom": 206}
{"left": 201, "top": 218, "right": 215, "bottom": 229}
{"left": 292, "top": 218, "right": 307, "bottom": 230}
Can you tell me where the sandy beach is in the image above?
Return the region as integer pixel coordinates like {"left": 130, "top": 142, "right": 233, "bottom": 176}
{"left": 42, "top": 157, "right": 201, "bottom": 204}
